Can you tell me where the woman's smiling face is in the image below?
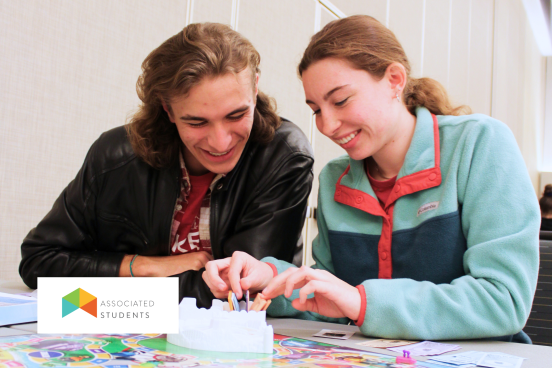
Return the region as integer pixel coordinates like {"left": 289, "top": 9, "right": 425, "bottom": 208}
{"left": 302, "top": 57, "right": 401, "bottom": 161}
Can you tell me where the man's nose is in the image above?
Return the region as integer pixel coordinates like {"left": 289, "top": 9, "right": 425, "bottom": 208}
{"left": 208, "top": 121, "right": 233, "bottom": 151}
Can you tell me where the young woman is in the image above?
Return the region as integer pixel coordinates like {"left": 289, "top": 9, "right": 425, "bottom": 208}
{"left": 203, "top": 15, "right": 540, "bottom": 342}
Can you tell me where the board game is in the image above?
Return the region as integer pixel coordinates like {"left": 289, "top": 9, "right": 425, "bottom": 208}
{"left": 0, "top": 333, "right": 447, "bottom": 368}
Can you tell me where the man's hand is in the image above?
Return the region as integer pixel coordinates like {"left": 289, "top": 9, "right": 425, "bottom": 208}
{"left": 119, "top": 251, "right": 213, "bottom": 277}
{"left": 202, "top": 251, "right": 274, "bottom": 299}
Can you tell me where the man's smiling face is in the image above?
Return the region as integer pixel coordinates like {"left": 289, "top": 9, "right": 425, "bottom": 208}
{"left": 165, "top": 68, "right": 258, "bottom": 175}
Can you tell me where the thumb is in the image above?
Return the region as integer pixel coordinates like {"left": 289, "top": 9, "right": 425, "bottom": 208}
{"left": 291, "top": 297, "right": 318, "bottom": 313}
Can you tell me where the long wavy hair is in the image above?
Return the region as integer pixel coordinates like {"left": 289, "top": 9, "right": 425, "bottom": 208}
{"left": 298, "top": 15, "right": 470, "bottom": 116}
{"left": 126, "top": 23, "right": 280, "bottom": 169}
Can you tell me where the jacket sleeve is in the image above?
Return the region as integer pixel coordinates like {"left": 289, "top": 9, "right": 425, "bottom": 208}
{"left": 221, "top": 152, "right": 314, "bottom": 263}
{"left": 19, "top": 138, "right": 125, "bottom": 289}
{"left": 178, "top": 151, "right": 315, "bottom": 309}
{"left": 260, "top": 191, "right": 349, "bottom": 325}
{"left": 355, "top": 119, "right": 540, "bottom": 340}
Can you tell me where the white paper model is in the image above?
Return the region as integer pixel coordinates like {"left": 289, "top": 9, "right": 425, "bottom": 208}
{"left": 167, "top": 297, "right": 274, "bottom": 354}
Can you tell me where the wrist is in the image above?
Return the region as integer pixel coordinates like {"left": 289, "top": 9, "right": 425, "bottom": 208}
{"left": 353, "top": 285, "right": 367, "bottom": 326}
{"left": 261, "top": 262, "right": 276, "bottom": 288}
{"left": 132, "top": 255, "right": 156, "bottom": 277}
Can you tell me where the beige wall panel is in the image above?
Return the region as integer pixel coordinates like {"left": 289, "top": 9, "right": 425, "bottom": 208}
{"left": 448, "top": 0, "right": 470, "bottom": 108}
{"left": 466, "top": 0, "right": 493, "bottom": 115}
{"left": 330, "top": 0, "right": 388, "bottom": 24}
{"left": 238, "top": 0, "right": 315, "bottom": 138}
{"left": 304, "top": 7, "right": 341, "bottom": 266}
{"left": 192, "top": 0, "right": 233, "bottom": 25}
{"left": 519, "top": 23, "right": 545, "bottom": 193}
{"left": 311, "top": 7, "right": 342, "bottom": 207}
{"left": 388, "top": 0, "right": 424, "bottom": 78}
{"left": 0, "top": 0, "right": 188, "bottom": 281}
{"left": 492, "top": 0, "right": 523, "bottom": 140}
{"left": 492, "top": 0, "right": 543, "bottom": 192}
{"left": 422, "top": 0, "right": 450, "bottom": 88}
{"left": 542, "top": 57, "right": 552, "bottom": 171}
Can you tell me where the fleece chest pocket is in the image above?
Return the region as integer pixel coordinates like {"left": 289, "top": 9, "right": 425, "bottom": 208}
{"left": 392, "top": 211, "right": 466, "bottom": 284}
{"left": 328, "top": 231, "right": 381, "bottom": 286}
{"left": 96, "top": 211, "right": 150, "bottom": 253}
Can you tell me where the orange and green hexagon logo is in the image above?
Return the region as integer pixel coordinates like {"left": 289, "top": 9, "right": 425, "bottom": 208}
{"left": 62, "top": 288, "right": 97, "bottom": 318}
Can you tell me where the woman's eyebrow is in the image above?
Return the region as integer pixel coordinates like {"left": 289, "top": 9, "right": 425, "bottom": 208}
{"left": 306, "top": 84, "right": 349, "bottom": 104}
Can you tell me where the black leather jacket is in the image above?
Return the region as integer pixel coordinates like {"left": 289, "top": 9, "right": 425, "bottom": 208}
{"left": 20, "top": 119, "right": 314, "bottom": 308}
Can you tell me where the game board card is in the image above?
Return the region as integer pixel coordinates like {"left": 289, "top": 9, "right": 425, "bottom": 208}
{"left": 227, "top": 291, "right": 234, "bottom": 311}
{"left": 477, "top": 352, "right": 525, "bottom": 368}
{"left": 357, "top": 339, "right": 418, "bottom": 348}
{"left": 313, "top": 329, "right": 355, "bottom": 340}
{"left": 251, "top": 295, "right": 267, "bottom": 311}
{"left": 429, "top": 350, "right": 486, "bottom": 365}
{"left": 238, "top": 301, "right": 246, "bottom": 311}
{"left": 388, "top": 341, "right": 461, "bottom": 356}
{"left": 231, "top": 293, "right": 240, "bottom": 312}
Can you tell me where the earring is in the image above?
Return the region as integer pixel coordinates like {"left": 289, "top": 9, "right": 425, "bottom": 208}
{"left": 396, "top": 91, "right": 401, "bottom": 102}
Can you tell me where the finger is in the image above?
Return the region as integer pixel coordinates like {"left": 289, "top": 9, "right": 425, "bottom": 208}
{"left": 240, "top": 261, "right": 272, "bottom": 291}
{"left": 297, "top": 280, "right": 325, "bottom": 304}
{"left": 204, "top": 258, "right": 231, "bottom": 290}
{"left": 204, "top": 251, "right": 214, "bottom": 261}
{"left": 227, "top": 253, "right": 247, "bottom": 299}
{"left": 283, "top": 266, "right": 321, "bottom": 298}
{"left": 201, "top": 270, "right": 228, "bottom": 296}
{"left": 291, "top": 297, "right": 318, "bottom": 313}
{"left": 212, "top": 289, "right": 229, "bottom": 299}
{"left": 262, "top": 267, "right": 299, "bottom": 298}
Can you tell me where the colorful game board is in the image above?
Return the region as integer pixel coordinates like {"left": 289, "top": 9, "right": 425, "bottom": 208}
{"left": 0, "top": 333, "right": 447, "bottom": 368}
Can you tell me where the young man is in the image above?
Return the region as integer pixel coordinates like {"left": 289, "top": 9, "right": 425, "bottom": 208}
{"left": 19, "top": 23, "right": 313, "bottom": 308}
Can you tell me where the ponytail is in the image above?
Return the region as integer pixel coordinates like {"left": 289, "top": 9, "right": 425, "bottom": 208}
{"left": 404, "top": 78, "right": 471, "bottom": 116}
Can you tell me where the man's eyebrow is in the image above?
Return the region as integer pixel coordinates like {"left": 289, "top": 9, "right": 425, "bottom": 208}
{"left": 306, "top": 84, "right": 349, "bottom": 105}
{"left": 179, "top": 105, "right": 250, "bottom": 121}
{"left": 225, "top": 105, "right": 249, "bottom": 117}
{"left": 180, "top": 115, "right": 205, "bottom": 121}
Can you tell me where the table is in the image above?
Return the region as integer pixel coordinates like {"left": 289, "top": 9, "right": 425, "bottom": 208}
{"left": 2, "top": 279, "right": 551, "bottom": 366}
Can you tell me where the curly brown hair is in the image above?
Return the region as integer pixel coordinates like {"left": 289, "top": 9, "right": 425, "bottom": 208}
{"left": 298, "top": 15, "right": 470, "bottom": 117}
{"left": 126, "top": 23, "right": 280, "bottom": 169}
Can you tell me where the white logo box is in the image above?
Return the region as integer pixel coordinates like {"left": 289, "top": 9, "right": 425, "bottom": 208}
{"left": 38, "top": 277, "right": 178, "bottom": 334}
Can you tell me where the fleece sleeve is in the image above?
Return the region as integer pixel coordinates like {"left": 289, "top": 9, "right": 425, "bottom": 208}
{"left": 261, "top": 189, "right": 349, "bottom": 325}
{"left": 355, "top": 119, "right": 540, "bottom": 340}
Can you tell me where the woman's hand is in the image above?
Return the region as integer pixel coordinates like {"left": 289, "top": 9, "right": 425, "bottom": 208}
{"left": 119, "top": 251, "right": 213, "bottom": 277}
{"left": 262, "top": 266, "right": 362, "bottom": 321}
{"left": 202, "top": 251, "right": 274, "bottom": 299}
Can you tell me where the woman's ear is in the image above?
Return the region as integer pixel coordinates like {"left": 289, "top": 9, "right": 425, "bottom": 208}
{"left": 386, "top": 62, "right": 407, "bottom": 94}
{"left": 161, "top": 101, "right": 175, "bottom": 123}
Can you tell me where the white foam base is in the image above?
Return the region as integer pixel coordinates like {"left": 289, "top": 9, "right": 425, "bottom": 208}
{"left": 167, "top": 298, "right": 274, "bottom": 354}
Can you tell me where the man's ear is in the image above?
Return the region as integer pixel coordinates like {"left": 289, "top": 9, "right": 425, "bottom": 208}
{"left": 386, "top": 62, "right": 407, "bottom": 94}
{"left": 161, "top": 101, "right": 175, "bottom": 123}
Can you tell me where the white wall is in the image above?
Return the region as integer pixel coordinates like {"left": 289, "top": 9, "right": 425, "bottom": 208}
{"left": 0, "top": 0, "right": 545, "bottom": 279}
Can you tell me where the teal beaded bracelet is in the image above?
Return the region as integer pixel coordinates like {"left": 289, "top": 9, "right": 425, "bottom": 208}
{"left": 130, "top": 254, "right": 138, "bottom": 277}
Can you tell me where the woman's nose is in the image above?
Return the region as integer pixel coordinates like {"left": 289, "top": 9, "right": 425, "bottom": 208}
{"left": 317, "top": 111, "right": 342, "bottom": 138}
